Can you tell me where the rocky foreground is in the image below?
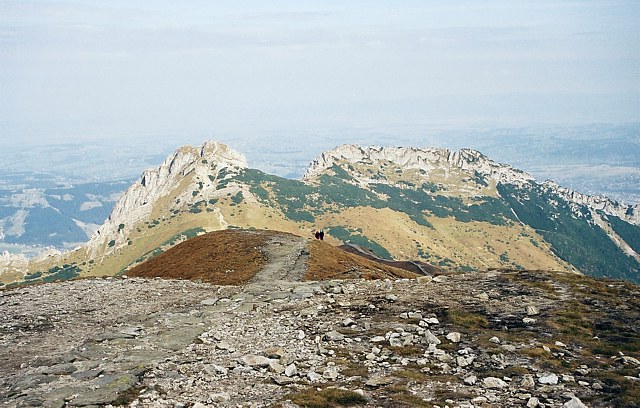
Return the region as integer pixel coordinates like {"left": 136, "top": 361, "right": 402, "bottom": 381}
{"left": 1, "top": 265, "right": 639, "bottom": 407}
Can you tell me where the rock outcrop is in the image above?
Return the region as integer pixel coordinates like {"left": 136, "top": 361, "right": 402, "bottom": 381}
{"left": 303, "top": 144, "right": 535, "bottom": 186}
{"left": 85, "top": 141, "right": 247, "bottom": 258}
{"left": 304, "top": 144, "right": 640, "bottom": 226}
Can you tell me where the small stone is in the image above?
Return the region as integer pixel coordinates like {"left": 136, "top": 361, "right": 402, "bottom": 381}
{"left": 539, "top": 373, "right": 559, "bottom": 385}
{"left": 297, "top": 330, "right": 306, "bottom": 340}
{"left": 269, "top": 360, "right": 285, "bottom": 374}
{"left": 555, "top": 341, "right": 567, "bottom": 348}
{"left": 216, "top": 341, "right": 232, "bottom": 351}
{"left": 371, "top": 336, "right": 385, "bottom": 343}
{"left": 562, "top": 374, "right": 575, "bottom": 383}
{"left": 214, "top": 363, "right": 230, "bottom": 375}
{"left": 475, "top": 292, "right": 489, "bottom": 301}
{"left": 323, "top": 331, "right": 345, "bottom": 341}
{"left": 592, "top": 382, "right": 603, "bottom": 390}
{"left": 200, "top": 297, "right": 218, "bottom": 306}
{"left": 432, "top": 275, "right": 448, "bottom": 283}
{"left": 193, "top": 403, "right": 206, "bottom": 408}
{"left": 456, "top": 356, "right": 475, "bottom": 367}
{"left": 564, "top": 397, "right": 588, "bottom": 408}
{"left": 285, "top": 363, "right": 297, "bottom": 377}
{"left": 489, "top": 336, "right": 501, "bottom": 344}
{"left": 365, "top": 353, "right": 376, "bottom": 360}
{"left": 407, "top": 311, "right": 423, "bottom": 319}
{"left": 622, "top": 355, "right": 640, "bottom": 365}
{"left": 385, "top": 294, "right": 398, "bottom": 301}
{"left": 527, "top": 397, "right": 540, "bottom": 407}
{"left": 526, "top": 305, "right": 539, "bottom": 316}
{"left": 342, "top": 318, "right": 356, "bottom": 327}
{"left": 463, "top": 375, "right": 477, "bottom": 385}
{"left": 446, "top": 332, "right": 461, "bottom": 343}
{"left": 483, "top": 377, "right": 508, "bottom": 388}
{"left": 307, "top": 371, "right": 322, "bottom": 382}
{"left": 543, "top": 345, "right": 551, "bottom": 352}
{"left": 365, "top": 376, "right": 394, "bottom": 388}
{"left": 523, "top": 317, "right": 537, "bottom": 324}
{"left": 424, "top": 317, "right": 440, "bottom": 325}
{"left": 208, "top": 392, "right": 230, "bottom": 403}
{"left": 241, "top": 355, "right": 274, "bottom": 368}
{"left": 424, "top": 330, "right": 441, "bottom": 345}
{"left": 323, "top": 367, "right": 338, "bottom": 380}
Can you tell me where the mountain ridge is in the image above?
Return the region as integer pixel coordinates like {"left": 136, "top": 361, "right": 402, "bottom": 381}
{"left": 2, "top": 140, "right": 639, "bottom": 286}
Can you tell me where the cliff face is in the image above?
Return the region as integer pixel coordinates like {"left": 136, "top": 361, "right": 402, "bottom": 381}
{"left": 85, "top": 141, "right": 247, "bottom": 258}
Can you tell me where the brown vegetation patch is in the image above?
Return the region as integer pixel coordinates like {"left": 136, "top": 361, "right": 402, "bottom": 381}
{"left": 283, "top": 387, "right": 368, "bottom": 408}
{"left": 305, "top": 240, "right": 418, "bottom": 281}
{"left": 126, "top": 229, "right": 269, "bottom": 285}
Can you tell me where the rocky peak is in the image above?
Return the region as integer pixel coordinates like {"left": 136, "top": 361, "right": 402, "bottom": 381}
{"left": 85, "top": 141, "right": 246, "bottom": 257}
{"left": 543, "top": 180, "right": 640, "bottom": 226}
{"left": 303, "top": 144, "right": 534, "bottom": 185}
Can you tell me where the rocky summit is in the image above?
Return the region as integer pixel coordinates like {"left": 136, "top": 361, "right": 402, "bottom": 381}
{"left": 1, "top": 229, "right": 639, "bottom": 407}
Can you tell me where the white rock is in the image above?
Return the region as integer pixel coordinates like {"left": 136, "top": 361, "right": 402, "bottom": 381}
{"left": 284, "top": 363, "right": 297, "bottom": 377}
{"left": 482, "top": 377, "right": 508, "bottom": 388}
{"left": 526, "top": 396, "right": 540, "bottom": 407}
{"left": 555, "top": 341, "right": 567, "bottom": 347}
{"left": 424, "top": 330, "right": 441, "bottom": 345}
{"left": 424, "top": 317, "right": 440, "bottom": 325}
{"left": 297, "top": 330, "right": 306, "bottom": 340}
{"left": 622, "top": 355, "right": 640, "bottom": 365}
{"left": 307, "top": 371, "right": 322, "bottom": 382}
{"left": 523, "top": 317, "right": 537, "bottom": 324}
{"left": 407, "top": 311, "right": 423, "bottom": 319}
{"left": 489, "top": 336, "right": 501, "bottom": 344}
{"left": 208, "top": 392, "right": 230, "bottom": 402}
{"left": 323, "top": 331, "right": 345, "bottom": 341}
{"left": 539, "top": 373, "right": 559, "bottom": 385}
{"left": 564, "top": 397, "right": 588, "bottom": 408}
{"left": 463, "top": 375, "right": 477, "bottom": 385}
{"left": 446, "top": 332, "right": 461, "bottom": 343}
{"left": 385, "top": 294, "right": 398, "bottom": 301}
{"left": 526, "top": 305, "right": 539, "bottom": 316}
{"left": 371, "top": 336, "right": 386, "bottom": 343}
{"left": 456, "top": 356, "right": 475, "bottom": 367}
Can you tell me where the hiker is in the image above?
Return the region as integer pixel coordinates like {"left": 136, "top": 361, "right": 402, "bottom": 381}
{"left": 315, "top": 230, "right": 320, "bottom": 239}
{"left": 319, "top": 229, "right": 324, "bottom": 240}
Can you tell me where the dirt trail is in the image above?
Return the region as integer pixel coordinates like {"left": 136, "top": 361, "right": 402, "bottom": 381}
{"left": 249, "top": 234, "right": 309, "bottom": 285}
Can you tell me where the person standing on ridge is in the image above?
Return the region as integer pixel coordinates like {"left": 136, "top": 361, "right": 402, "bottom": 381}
{"left": 319, "top": 229, "right": 324, "bottom": 240}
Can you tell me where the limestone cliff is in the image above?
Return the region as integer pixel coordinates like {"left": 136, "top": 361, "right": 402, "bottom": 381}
{"left": 303, "top": 144, "right": 534, "bottom": 186}
{"left": 85, "top": 141, "right": 247, "bottom": 258}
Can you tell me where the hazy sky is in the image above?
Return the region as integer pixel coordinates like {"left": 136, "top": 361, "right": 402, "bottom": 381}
{"left": 1, "top": 0, "right": 639, "bottom": 144}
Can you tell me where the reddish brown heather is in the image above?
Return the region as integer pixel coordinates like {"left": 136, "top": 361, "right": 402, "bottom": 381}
{"left": 126, "top": 229, "right": 269, "bottom": 285}
{"left": 127, "top": 229, "right": 418, "bottom": 285}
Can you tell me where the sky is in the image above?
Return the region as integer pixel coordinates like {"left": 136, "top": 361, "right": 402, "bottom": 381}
{"left": 1, "top": 0, "right": 639, "bottom": 145}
